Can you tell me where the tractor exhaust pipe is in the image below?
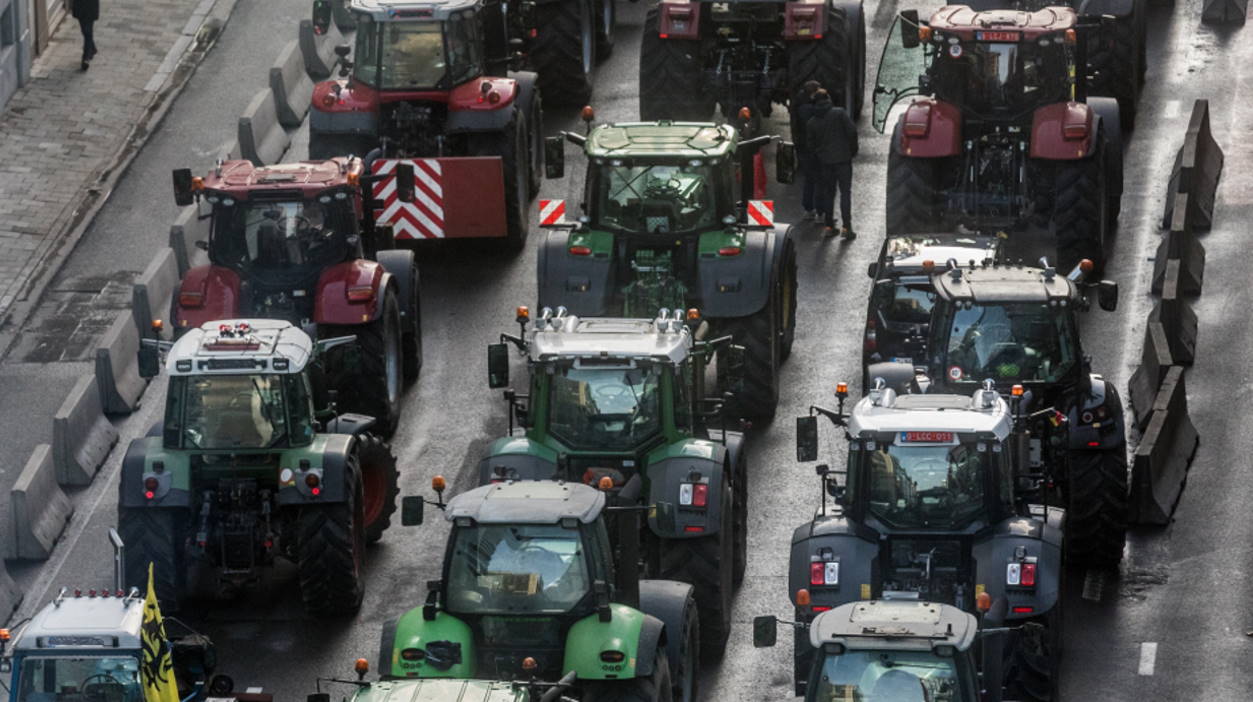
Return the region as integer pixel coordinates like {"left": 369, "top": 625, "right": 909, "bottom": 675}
{"left": 108, "top": 528, "right": 126, "bottom": 593}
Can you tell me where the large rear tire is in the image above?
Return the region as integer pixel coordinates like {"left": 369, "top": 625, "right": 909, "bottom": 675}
{"left": 376, "top": 249, "right": 422, "bottom": 383}
{"left": 886, "top": 128, "right": 943, "bottom": 234}
{"left": 119, "top": 508, "right": 186, "bottom": 612}
{"left": 356, "top": 434, "right": 399, "bottom": 544}
{"left": 659, "top": 486, "right": 734, "bottom": 658}
{"left": 1085, "top": 12, "right": 1140, "bottom": 131}
{"left": 639, "top": 9, "right": 711, "bottom": 121}
{"left": 1051, "top": 134, "right": 1108, "bottom": 273}
{"left": 320, "top": 291, "right": 404, "bottom": 437}
{"left": 595, "top": 0, "right": 616, "bottom": 61}
{"left": 583, "top": 650, "right": 673, "bottom": 702}
{"left": 786, "top": 4, "right": 860, "bottom": 119}
{"left": 1064, "top": 447, "right": 1128, "bottom": 567}
{"left": 531, "top": 0, "right": 596, "bottom": 106}
{"left": 779, "top": 236, "right": 798, "bottom": 361}
{"left": 298, "top": 472, "right": 366, "bottom": 614}
{"left": 1003, "top": 607, "right": 1061, "bottom": 702}
{"left": 731, "top": 452, "right": 748, "bottom": 587}
{"left": 468, "top": 113, "right": 530, "bottom": 251}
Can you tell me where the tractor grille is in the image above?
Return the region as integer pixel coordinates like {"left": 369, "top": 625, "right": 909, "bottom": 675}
{"left": 475, "top": 616, "right": 566, "bottom": 680}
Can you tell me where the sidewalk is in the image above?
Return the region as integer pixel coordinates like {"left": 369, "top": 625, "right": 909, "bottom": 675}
{"left": 0, "top": 0, "right": 230, "bottom": 330}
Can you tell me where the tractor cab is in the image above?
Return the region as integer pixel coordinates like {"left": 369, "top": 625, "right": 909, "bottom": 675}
{"left": 345, "top": 3, "right": 485, "bottom": 93}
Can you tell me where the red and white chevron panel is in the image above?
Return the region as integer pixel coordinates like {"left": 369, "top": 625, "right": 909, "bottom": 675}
{"left": 747, "top": 199, "right": 774, "bottom": 227}
{"left": 373, "top": 159, "right": 445, "bottom": 240}
{"left": 539, "top": 199, "right": 566, "bottom": 226}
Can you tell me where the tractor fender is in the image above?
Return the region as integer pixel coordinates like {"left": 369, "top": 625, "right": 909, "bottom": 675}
{"left": 695, "top": 227, "right": 780, "bottom": 319}
{"left": 1029, "top": 101, "right": 1097, "bottom": 161}
{"left": 375, "top": 249, "right": 420, "bottom": 333}
{"left": 325, "top": 413, "right": 377, "bottom": 436}
{"left": 563, "top": 606, "right": 650, "bottom": 681}
{"left": 645, "top": 445, "right": 729, "bottom": 539}
{"left": 276, "top": 434, "right": 354, "bottom": 506}
{"left": 310, "top": 79, "right": 378, "bottom": 135}
{"left": 1076, "top": 0, "right": 1138, "bottom": 19}
{"left": 1066, "top": 376, "right": 1126, "bottom": 451}
{"left": 638, "top": 579, "right": 695, "bottom": 678}
{"left": 892, "top": 99, "right": 962, "bottom": 158}
{"left": 174, "top": 265, "right": 241, "bottom": 332}
{"left": 445, "top": 77, "right": 521, "bottom": 134}
{"left": 386, "top": 608, "right": 477, "bottom": 679}
{"left": 314, "top": 259, "right": 392, "bottom": 326}
{"left": 1088, "top": 96, "right": 1124, "bottom": 197}
{"left": 722, "top": 430, "right": 747, "bottom": 472}
{"left": 972, "top": 518, "right": 1063, "bottom": 621}
{"left": 119, "top": 438, "right": 193, "bottom": 509}
{"left": 537, "top": 228, "right": 613, "bottom": 316}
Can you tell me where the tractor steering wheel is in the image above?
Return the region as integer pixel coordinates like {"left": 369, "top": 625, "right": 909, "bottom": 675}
{"left": 79, "top": 674, "right": 125, "bottom": 701}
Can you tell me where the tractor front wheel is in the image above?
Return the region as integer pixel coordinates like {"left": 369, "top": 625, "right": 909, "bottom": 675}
{"left": 119, "top": 508, "right": 187, "bottom": 612}
{"left": 660, "top": 485, "right": 734, "bottom": 658}
{"left": 531, "top": 0, "right": 596, "bottom": 105}
{"left": 1003, "top": 606, "right": 1061, "bottom": 702}
{"left": 297, "top": 471, "right": 366, "bottom": 614}
{"left": 1064, "top": 447, "right": 1128, "bottom": 567}
{"left": 639, "top": 9, "right": 711, "bottom": 121}
{"left": 886, "top": 129, "right": 944, "bottom": 234}
{"left": 583, "top": 651, "right": 673, "bottom": 702}
{"left": 732, "top": 452, "right": 748, "bottom": 588}
{"left": 321, "top": 290, "right": 404, "bottom": 436}
{"left": 356, "top": 434, "right": 399, "bottom": 544}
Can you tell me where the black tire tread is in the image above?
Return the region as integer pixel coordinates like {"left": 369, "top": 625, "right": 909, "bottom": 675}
{"left": 118, "top": 508, "right": 185, "bottom": 612}
{"left": 659, "top": 496, "right": 733, "bottom": 657}
{"left": 1085, "top": 13, "right": 1140, "bottom": 131}
{"left": 320, "top": 292, "right": 403, "bottom": 437}
{"left": 719, "top": 307, "right": 779, "bottom": 420}
{"left": 639, "top": 9, "right": 711, "bottom": 121}
{"left": 1065, "top": 447, "right": 1128, "bottom": 567}
{"left": 1052, "top": 141, "right": 1106, "bottom": 273}
{"left": 885, "top": 135, "right": 942, "bottom": 234}
{"left": 531, "top": 0, "right": 594, "bottom": 106}
{"left": 297, "top": 476, "right": 365, "bottom": 614}
{"left": 356, "top": 434, "right": 400, "bottom": 544}
{"left": 786, "top": 7, "right": 855, "bottom": 117}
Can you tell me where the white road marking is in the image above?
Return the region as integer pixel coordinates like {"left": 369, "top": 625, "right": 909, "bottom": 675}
{"left": 1082, "top": 568, "right": 1106, "bottom": 602}
{"left": 1163, "top": 100, "right": 1181, "bottom": 120}
{"left": 1138, "top": 642, "right": 1158, "bottom": 676}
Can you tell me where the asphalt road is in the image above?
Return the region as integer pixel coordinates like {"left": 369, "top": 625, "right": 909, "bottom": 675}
{"left": 3, "top": 0, "right": 1252, "bottom": 699}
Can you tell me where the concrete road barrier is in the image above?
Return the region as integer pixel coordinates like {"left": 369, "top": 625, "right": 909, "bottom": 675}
{"left": 1202, "top": 0, "right": 1247, "bottom": 24}
{"left": 0, "top": 562, "right": 21, "bottom": 620}
{"left": 53, "top": 375, "right": 120, "bottom": 487}
{"left": 1129, "top": 322, "right": 1174, "bottom": 430}
{"left": 238, "top": 89, "right": 292, "bottom": 167}
{"left": 1150, "top": 260, "right": 1198, "bottom": 366}
{"left": 95, "top": 312, "right": 149, "bottom": 415}
{"left": 1162, "top": 99, "right": 1225, "bottom": 231}
{"left": 132, "top": 248, "right": 179, "bottom": 340}
{"left": 170, "top": 206, "right": 210, "bottom": 277}
{"left": 299, "top": 19, "right": 345, "bottom": 80}
{"left": 271, "top": 40, "right": 314, "bottom": 128}
{"left": 1151, "top": 200, "right": 1205, "bottom": 296}
{"left": 332, "top": 0, "right": 357, "bottom": 31}
{"left": 9, "top": 445, "right": 74, "bottom": 560}
{"left": 1129, "top": 367, "right": 1200, "bottom": 525}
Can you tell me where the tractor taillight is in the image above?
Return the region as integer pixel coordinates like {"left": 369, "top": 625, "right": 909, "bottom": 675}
{"left": 1063, "top": 122, "right": 1088, "bottom": 140}
{"left": 143, "top": 477, "right": 158, "bottom": 500}
{"left": 569, "top": 245, "right": 592, "bottom": 256}
{"left": 321, "top": 92, "right": 337, "bottom": 108}
{"left": 809, "top": 561, "right": 838, "bottom": 586}
{"left": 718, "top": 246, "right": 742, "bottom": 256}
{"left": 810, "top": 563, "right": 823, "bottom": 585}
{"left": 346, "top": 285, "right": 374, "bottom": 303}
{"left": 1021, "top": 563, "right": 1036, "bottom": 587}
{"left": 179, "top": 291, "right": 204, "bottom": 308}
{"left": 678, "top": 482, "right": 708, "bottom": 507}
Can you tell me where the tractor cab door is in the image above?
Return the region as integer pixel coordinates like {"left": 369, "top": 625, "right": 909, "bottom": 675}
{"left": 479, "top": 0, "right": 510, "bottom": 76}
{"left": 872, "top": 13, "right": 929, "bottom": 134}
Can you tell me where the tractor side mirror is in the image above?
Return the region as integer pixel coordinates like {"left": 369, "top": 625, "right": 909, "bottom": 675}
{"left": 796, "top": 415, "right": 819, "bottom": 462}
{"left": 172, "top": 168, "right": 195, "bottom": 207}
{"left": 1097, "top": 280, "right": 1118, "bottom": 311}
{"left": 401, "top": 496, "right": 425, "bottom": 526}
{"left": 138, "top": 341, "right": 161, "bottom": 379}
{"left": 866, "top": 262, "right": 879, "bottom": 279}
{"left": 311, "top": 0, "right": 333, "bottom": 35}
{"left": 900, "top": 10, "right": 921, "bottom": 49}
{"left": 752, "top": 615, "right": 779, "bottom": 648}
{"left": 775, "top": 141, "right": 797, "bottom": 184}
{"left": 487, "top": 342, "right": 510, "bottom": 388}
{"left": 393, "top": 163, "right": 416, "bottom": 203}
{"left": 544, "top": 136, "right": 565, "bottom": 179}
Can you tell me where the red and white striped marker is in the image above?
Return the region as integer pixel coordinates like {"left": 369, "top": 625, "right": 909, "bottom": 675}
{"left": 747, "top": 199, "right": 774, "bottom": 227}
{"left": 538, "top": 199, "right": 567, "bottom": 227}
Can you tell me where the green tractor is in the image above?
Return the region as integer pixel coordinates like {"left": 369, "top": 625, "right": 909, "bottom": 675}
{"left": 390, "top": 479, "right": 700, "bottom": 701}
{"left": 480, "top": 306, "right": 747, "bottom": 655}
{"left": 121, "top": 319, "right": 400, "bottom": 615}
{"left": 540, "top": 118, "right": 799, "bottom": 419}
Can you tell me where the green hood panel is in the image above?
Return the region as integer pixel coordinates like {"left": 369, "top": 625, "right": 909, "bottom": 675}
{"left": 562, "top": 605, "right": 645, "bottom": 681}
{"left": 351, "top": 679, "right": 526, "bottom": 702}
{"left": 388, "top": 609, "right": 476, "bottom": 679}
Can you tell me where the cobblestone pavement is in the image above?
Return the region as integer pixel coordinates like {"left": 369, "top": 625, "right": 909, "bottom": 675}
{"left": 0, "top": 0, "right": 223, "bottom": 320}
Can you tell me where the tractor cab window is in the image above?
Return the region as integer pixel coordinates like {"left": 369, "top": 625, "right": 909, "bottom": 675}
{"left": 811, "top": 649, "right": 963, "bottom": 702}
{"left": 932, "top": 39, "right": 1070, "bottom": 116}
{"left": 871, "top": 277, "right": 935, "bottom": 327}
{"left": 872, "top": 13, "right": 927, "bottom": 132}
{"left": 354, "top": 15, "right": 479, "bottom": 89}
{"left": 864, "top": 439, "right": 988, "bottom": 529}
{"left": 446, "top": 524, "right": 590, "bottom": 614}
{"left": 548, "top": 361, "right": 662, "bottom": 451}
{"left": 15, "top": 655, "right": 143, "bottom": 702}
{"left": 210, "top": 199, "right": 352, "bottom": 271}
{"left": 595, "top": 162, "right": 718, "bottom": 234}
{"left": 176, "top": 374, "right": 289, "bottom": 450}
{"left": 941, "top": 303, "right": 1076, "bottom": 384}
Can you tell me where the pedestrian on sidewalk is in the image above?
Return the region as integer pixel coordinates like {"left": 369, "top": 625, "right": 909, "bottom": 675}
{"left": 789, "top": 80, "right": 822, "bottom": 221}
{"left": 71, "top": 0, "right": 100, "bottom": 71}
{"left": 805, "top": 89, "right": 859, "bottom": 240}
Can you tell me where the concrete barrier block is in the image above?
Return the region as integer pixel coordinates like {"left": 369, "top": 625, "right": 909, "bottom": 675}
{"left": 9, "top": 445, "right": 74, "bottom": 560}
{"left": 0, "top": 562, "right": 22, "bottom": 620}
{"left": 95, "top": 312, "right": 149, "bottom": 415}
{"left": 271, "top": 40, "right": 315, "bottom": 128}
{"left": 1180, "top": 100, "right": 1225, "bottom": 230}
{"left": 1149, "top": 261, "right": 1198, "bottom": 366}
{"left": 1202, "top": 0, "right": 1247, "bottom": 25}
{"left": 1129, "top": 322, "right": 1173, "bottom": 430}
{"left": 238, "top": 89, "right": 292, "bottom": 167}
{"left": 1129, "top": 369, "right": 1199, "bottom": 525}
{"left": 133, "top": 248, "right": 179, "bottom": 340}
{"left": 299, "top": 19, "right": 344, "bottom": 80}
{"left": 170, "top": 206, "right": 211, "bottom": 277}
{"left": 53, "top": 375, "right": 119, "bottom": 487}
{"left": 1151, "top": 203, "right": 1205, "bottom": 296}
{"left": 332, "top": 0, "right": 358, "bottom": 31}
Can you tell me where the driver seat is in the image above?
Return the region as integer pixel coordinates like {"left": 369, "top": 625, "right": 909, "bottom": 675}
{"left": 641, "top": 199, "right": 679, "bottom": 233}
{"left": 868, "top": 669, "right": 928, "bottom": 702}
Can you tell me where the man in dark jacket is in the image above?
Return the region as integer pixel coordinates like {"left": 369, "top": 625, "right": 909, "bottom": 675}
{"left": 805, "top": 89, "right": 859, "bottom": 239}
{"left": 789, "top": 80, "right": 822, "bottom": 220}
{"left": 72, "top": 0, "right": 100, "bottom": 71}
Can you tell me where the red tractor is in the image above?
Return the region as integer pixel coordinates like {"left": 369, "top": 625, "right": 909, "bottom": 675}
{"left": 308, "top": 0, "right": 545, "bottom": 249}
{"left": 874, "top": 6, "right": 1123, "bottom": 271}
{"left": 169, "top": 158, "right": 421, "bottom": 435}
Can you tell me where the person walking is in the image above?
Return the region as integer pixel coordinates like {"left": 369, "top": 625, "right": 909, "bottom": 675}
{"left": 71, "top": 0, "right": 100, "bottom": 71}
{"left": 788, "top": 80, "right": 822, "bottom": 220}
{"left": 805, "top": 89, "right": 858, "bottom": 239}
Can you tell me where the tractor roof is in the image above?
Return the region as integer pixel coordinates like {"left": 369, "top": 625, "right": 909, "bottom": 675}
{"left": 351, "top": 0, "right": 482, "bottom": 21}
{"left": 810, "top": 600, "right": 978, "bottom": 653}
{"left": 928, "top": 5, "right": 1077, "bottom": 39}
{"left": 13, "top": 591, "right": 145, "bottom": 653}
{"left": 166, "top": 320, "right": 313, "bottom": 376}
{"left": 201, "top": 159, "right": 363, "bottom": 200}
{"left": 446, "top": 481, "right": 605, "bottom": 525}
{"left": 931, "top": 264, "right": 1082, "bottom": 305}
{"left": 351, "top": 679, "right": 525, "bottom": 702}
{"left": 527, "top": 310, "right": 693, "bottom": 365}
{"left": 880, "top": 233, "right": 1001, "bottom": 276}
{"left": 584, "top": 122, "right": 738, "bottom": 159}
{"left": 847, "top": 389, "right": 1013, "bottom": 440}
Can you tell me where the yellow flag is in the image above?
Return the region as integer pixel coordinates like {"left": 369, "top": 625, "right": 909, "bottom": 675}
{"left": 140, "top": 563, "right": 181, "bottom": 702}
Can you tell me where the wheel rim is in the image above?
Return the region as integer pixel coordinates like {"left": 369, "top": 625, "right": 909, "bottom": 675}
{"left": 581, "top": 2, "right": 594, "bottom": 75}
{"left": 386, "top": 311, "right": 401, "bottom": 405}
{"left": 360, "top": 451, "right": 386, "bottom": 529}
{"left": 601, "top": 0, "right": 614, "bottom": 38}
{"left": 352, "top": 483, "right": 365, "bottom": 579}
{"left": 680, "top": 619, "right": 697, "bottom": 702}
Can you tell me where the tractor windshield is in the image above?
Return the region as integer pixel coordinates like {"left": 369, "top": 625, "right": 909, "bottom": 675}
{"left": 811, "top": 649, "right": 964, "bottom": 702}
{"left": 167, "top": 374, "right": 315, "bottom": 450}
{"left": 930, "top": 39, "right": 1071, "bottom": 117}
{"left": 862, "top": 440, "right": 988, "bottom": 529}
{"left": 942, "top": 303, "right": 1076, "bottom": 384}
{"left": 15, "top": 655, "right": 143, "bottom": 702}
{"left": 595, "top": 163, "right": 719, "bottom": 234}
{"left": 353, "top": 14, "right": 480, "bottom": 90}
{"left": 548, "top": 362, "right": 663, "bottom": 451}
{"left": 446, "top": 524, "right": 590, "bottom": 614}
{"left": 209, "top": 199, "right": 354, "bottom": 271}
